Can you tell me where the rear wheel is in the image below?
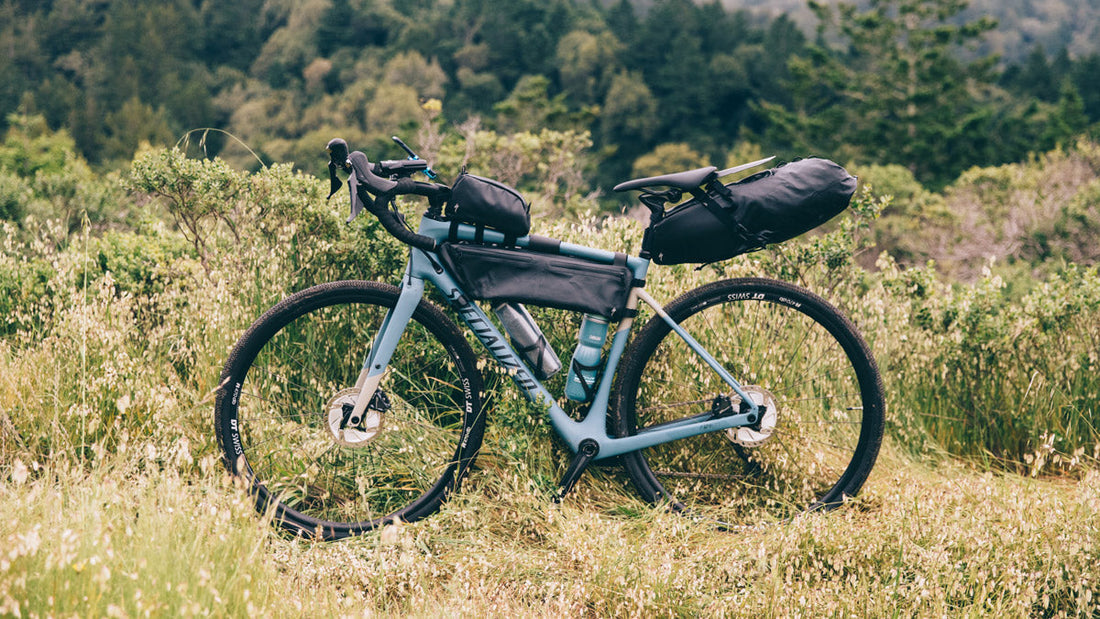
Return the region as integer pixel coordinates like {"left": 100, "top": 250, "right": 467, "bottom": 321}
{"left": 613, "top": 278, "right": 884, "bottom": 525}
{"left": 215, "top": 280, "right": 486, "bottom": 540}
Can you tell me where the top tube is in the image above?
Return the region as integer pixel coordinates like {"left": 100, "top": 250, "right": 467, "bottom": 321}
{"left": 416, "top": 217, "right": 650, "bottom": 281}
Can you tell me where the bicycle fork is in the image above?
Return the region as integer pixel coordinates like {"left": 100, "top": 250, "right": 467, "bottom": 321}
{"left": 346, "top": 275, "right": 426, "bottom": 424}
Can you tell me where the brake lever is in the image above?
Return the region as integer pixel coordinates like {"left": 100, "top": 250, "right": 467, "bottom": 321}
{"left": 325, "top": 138, "right": 351, "bottom": 200}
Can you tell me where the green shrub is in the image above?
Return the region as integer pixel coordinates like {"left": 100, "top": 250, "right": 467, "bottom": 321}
{"left": 0, "top": 114, "right": 77, "bottom": 178}
{"left": 877, "top": 258, "right": 1100, "bottom": 472}
{"left": 0, "top": 169, "right": 30, "bottom": 221}
{"left": 0, "top": 226, "right": 55, "bottom": 338}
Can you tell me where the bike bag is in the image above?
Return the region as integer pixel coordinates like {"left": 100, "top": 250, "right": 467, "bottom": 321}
{"left": 645, "top": 158, "right": 857, "bottom": 265}
{"left": 437, "top": 242, "right": 633, "bottom": 320}
{"left": 446, "top": 173, "right": 531, "bottom": 239}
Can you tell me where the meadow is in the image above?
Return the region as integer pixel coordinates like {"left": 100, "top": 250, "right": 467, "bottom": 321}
{"left": 1, "top": 124, "right": 1098, "bottom": 616}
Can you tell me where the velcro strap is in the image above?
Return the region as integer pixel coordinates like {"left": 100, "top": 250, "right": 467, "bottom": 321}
{"left": 527, "top": 235, "right": 562, "bottom": 254}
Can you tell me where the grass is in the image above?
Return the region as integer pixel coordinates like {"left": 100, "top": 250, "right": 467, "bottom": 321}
{"left": 2, "top": 143, "right": 1099, "bottom": 616}
{"left": 3, "top": 443, "right": 1098, "bottom": 617}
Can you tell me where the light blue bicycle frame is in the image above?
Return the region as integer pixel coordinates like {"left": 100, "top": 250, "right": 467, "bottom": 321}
{"left": 351, "top": 216, "right": 761, "bottom": 461}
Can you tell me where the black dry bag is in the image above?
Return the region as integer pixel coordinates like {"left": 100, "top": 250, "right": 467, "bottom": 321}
{"left": 646, "top": 158, "right": 857, "bottom": 265}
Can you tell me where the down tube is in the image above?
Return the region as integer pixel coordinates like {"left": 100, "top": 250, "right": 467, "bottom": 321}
{"left": 417, "top": 252, "right": 582, "bottom": 446}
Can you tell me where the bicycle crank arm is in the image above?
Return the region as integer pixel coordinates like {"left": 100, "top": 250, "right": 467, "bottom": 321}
{"left": 554, "top": 439, "right": 600, "bottom": 502}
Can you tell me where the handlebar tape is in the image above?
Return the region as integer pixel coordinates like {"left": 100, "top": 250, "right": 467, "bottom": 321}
{"left": 347, "top": 150, "right": 451, "bottom": 252}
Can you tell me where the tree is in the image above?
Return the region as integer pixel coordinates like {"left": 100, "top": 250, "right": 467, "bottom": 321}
{"left": 492, "top": 75, "right": 571, "bottom": 133}
{"left": 556, "top": 29, "right": 623, "bottom": 105}
{"left": 760, "top": 0, "right": 1000, "bottom": 186}
{"left": 1044, "top": 79, "right": 1089, "bottom": 145}
{"left": 630, "top": 142, "right": 706, "bottom": 180}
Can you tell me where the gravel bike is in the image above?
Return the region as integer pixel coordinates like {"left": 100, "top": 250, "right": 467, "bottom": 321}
{"left": 214, "top": 136, "right": 885, "bottom": 540}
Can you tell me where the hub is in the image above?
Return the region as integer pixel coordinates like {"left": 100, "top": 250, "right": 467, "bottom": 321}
{"left": 726, "top": 386, "right": 779, "bottom": 447}
{"left": 325, "top": 387, "right": 387, "bottom": 447}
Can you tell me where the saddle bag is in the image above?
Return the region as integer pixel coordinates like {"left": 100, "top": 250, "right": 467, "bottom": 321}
{"left": 646, "top": 158, "right": 857, "bottom": 265}
{"left": 437, "top": 243, "right": 633, "bottom": 320}
{"left": 446, "top": 173, "right": 531, "bottom": 238}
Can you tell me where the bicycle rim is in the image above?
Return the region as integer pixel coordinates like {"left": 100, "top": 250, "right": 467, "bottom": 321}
{"left": 614, "top": 278, "right": 884, "bottom": 526}
{"left": 215, "top": 281, "right": 485, "bottom": 539}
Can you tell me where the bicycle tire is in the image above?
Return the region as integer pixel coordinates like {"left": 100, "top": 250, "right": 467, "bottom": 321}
{"left": 214, "top": 280, "right": 486, "bottom": 540}
{"left": 612, "top": 278, "right": 884, "bottom": 525}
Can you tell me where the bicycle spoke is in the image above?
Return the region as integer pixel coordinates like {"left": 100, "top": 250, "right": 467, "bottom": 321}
{"left": 619, "top": 280, "right": 883, "bottom": 525}
{"left": 216, "top": 281, "right": 486, "bottom": 538}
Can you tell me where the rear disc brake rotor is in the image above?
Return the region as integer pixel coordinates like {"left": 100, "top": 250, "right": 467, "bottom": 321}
{"left": 726, "top": 386, "right": 779, "bottom": 448}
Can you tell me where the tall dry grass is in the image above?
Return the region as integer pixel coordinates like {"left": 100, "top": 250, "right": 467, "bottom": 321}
{"left": 1, "top": 135, "right": 1098, "bottom": 615}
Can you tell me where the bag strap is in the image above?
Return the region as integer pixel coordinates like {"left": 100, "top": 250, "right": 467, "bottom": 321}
{"left": 570, "top": 358, "right": 601, "bottom": 403}
{"left": 699, "top": 187, "right": 764, "bottom": 248}
{"left": 446, "top": 221, "right": 518, "bottom": 247}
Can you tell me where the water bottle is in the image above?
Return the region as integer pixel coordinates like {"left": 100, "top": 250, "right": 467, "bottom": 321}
{"left": 565, "top": 314, "right": 610, "bottom": 402}
{"left": 492, "top": 302, "right": 562, "bottom": 380}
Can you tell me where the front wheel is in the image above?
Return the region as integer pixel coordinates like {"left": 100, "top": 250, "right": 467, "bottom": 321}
{"left": 214, "top": 280, "right": 486, "bottom": 540}
{"left": 613, "top": 278, "right": 884, "bottom": 525}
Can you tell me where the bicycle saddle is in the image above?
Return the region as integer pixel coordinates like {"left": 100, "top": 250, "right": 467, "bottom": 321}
{"left": 612, "top": 166, "right": 717, "bottom": 192}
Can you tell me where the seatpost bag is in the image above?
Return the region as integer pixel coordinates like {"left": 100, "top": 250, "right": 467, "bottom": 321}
{"left": 646, "top": 158, "right": 857, "bottom": 265}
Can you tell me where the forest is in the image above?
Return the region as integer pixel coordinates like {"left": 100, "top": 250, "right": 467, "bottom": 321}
{"left": 2, "top": 0, "right": 1100, "bottom": 616}
{"left": 1, "top": 0, "right": 1098, "bottom": 191}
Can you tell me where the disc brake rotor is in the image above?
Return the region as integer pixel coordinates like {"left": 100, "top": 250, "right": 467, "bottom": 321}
{"left": 726, "top": 386, "right": 779, "bottom": 448}
{"left": 325, "top": 387, "right": 386, "bottom": 447}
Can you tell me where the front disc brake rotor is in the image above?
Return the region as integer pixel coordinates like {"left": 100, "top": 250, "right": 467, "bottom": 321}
{"left": 726, "top": 386, "right": 779, "bottom": 448}
{"left": 325, "top": 387, "right": 386, "bottom": 447}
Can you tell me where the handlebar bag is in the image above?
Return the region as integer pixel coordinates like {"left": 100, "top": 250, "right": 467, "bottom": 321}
{"left": 446, "top": 173, "right": 531, "bottom": 238}
{"left": 438, "top": 243, "right": 633, "bottom": 320}
{"left": 646, "top": 158, "right": 856, "bottom": 265}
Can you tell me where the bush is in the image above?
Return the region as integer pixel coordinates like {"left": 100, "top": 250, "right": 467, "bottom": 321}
{"left": 0, "top": 170, "right": 30, "bottom": 221}
{"left": 0, "top": 225, "right": 56, "bottom": 338}
{"left": 4, "top": 143, "right": 1099, "bottom": 479}
{"left": 877, "top": 257, "right": 1100, "bottom": 472}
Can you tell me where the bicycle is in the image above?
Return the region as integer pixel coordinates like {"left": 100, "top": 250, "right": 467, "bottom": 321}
{"left": 214, "top": 135, "right": 885, "bottom": 540}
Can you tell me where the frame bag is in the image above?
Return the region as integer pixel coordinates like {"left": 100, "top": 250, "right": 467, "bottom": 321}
{"left": 438, "top": 243, "right": 633, "bottom": 320}
{"left": 446, "top": 173, "right": 531, "bottom": 239}
{"left": 646, "top": 158, "right": 857, "bottom": 265}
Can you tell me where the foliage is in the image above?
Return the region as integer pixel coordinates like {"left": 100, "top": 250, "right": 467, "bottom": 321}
{"left": 0, "top": 114, "right": 132, "bottom": 237}
{"left": 0, "top": 113, "right": 77, "bottom": 178}
{"left": 629, "top": 142, "right": 706, "bottom": 180}
{"left": 848, "top": 163, "right": 953, "bottom": 266}
{"left": 0, "top": 100, "right": 1099, "bottom": 615}
{"left": 4, "top": 0, "right": 1099, "bottom": 196}
{"left": 434, "top": 124, "right": 599, "bottom": 220}
{"left": 875, "top": 257, "right": 1100, "bottom": 470}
